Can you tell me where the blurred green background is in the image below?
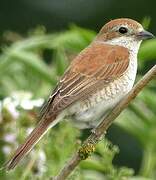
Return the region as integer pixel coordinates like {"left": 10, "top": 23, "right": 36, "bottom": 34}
{"left": 0, "top": 0, "right": 156, "bottom": 179}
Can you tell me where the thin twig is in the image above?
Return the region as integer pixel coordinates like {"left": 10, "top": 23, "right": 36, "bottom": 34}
{"left": 52, "top": 65, "right": 156, "bottom": 180}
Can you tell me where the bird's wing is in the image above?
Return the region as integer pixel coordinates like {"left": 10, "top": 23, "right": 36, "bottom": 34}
{"left": 40, "top": 42, "right": 130, "bottom": 116}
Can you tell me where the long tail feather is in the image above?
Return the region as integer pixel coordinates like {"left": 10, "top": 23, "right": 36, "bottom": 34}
{"left": 4, "top": 114, "right": 58, "bottom": 171}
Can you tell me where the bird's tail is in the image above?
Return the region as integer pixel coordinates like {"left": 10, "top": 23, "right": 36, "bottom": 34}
{"left": 4, "top": 113, "right": 58, "bottom": 171}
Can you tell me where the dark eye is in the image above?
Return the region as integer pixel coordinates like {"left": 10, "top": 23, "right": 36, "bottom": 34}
{"left": 119, "top": 27, "right": 128, "bottom": 34}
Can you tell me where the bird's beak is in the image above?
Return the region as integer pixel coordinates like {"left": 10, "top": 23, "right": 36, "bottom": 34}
{"left": 137, "top": 30, "right": 155, "bottom": 40}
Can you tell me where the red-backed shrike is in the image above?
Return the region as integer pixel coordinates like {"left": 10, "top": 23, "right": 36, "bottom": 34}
{"left": 5, "top": 18, "right": 154, "bottom": 170}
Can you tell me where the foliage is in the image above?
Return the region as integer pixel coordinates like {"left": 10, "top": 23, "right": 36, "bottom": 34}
{"left": 0, "top": 25, "right": 156, "bottom": 179}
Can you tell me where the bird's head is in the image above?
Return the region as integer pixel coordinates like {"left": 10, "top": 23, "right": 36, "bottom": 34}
{"left": 96, "top": 18, "right": 155, "bottom": 51}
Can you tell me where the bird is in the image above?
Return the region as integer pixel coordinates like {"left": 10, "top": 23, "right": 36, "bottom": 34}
{"left": 4, "top": 18, "right": 154, "bottom": 170}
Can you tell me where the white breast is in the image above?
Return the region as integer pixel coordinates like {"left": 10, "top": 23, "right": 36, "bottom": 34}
{"left": 67, "top": 37, "right": 141, "bottom": 128}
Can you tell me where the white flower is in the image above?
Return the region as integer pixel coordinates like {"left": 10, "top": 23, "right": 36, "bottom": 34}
{"left": 11, "top": 91, "right": 44, "bottom": 110}
{"left": 4, "top": 133, "right": 16, "bottom": 143}
{"left": 20, "top": 99, "right": 44, "bottom": 110}
{"left": 2, "top": 145, "right": 11, "bottom": 155}
{"left": 1, "top": 91, "right": 44, "bottom": 119}
{"left": 3, "top": 97, "right": 19, "bottom": 119}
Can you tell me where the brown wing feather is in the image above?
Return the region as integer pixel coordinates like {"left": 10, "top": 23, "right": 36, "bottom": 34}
{"left": 41, "top": 42, "right": 129, "bottom": 115}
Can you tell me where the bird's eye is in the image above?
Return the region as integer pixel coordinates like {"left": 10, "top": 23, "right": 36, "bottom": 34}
{"left": 119, "top": 27, "right": 128, "bottom": 34}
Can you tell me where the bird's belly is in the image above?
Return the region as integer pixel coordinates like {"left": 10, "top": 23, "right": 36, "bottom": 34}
{"left": 70, "top": 95, "right": 123, "bottom": 129}
{"left": 67, "top": 61, "right": 137, "bottom": 129}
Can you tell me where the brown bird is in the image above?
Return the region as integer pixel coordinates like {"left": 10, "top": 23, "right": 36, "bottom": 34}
{"left": 5, "top": 18, "right": 154, "bottom": 170}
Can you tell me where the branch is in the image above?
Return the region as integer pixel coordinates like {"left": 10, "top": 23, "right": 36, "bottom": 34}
{"left": 52, "top": 64, "right": 156, "bottom": 180}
